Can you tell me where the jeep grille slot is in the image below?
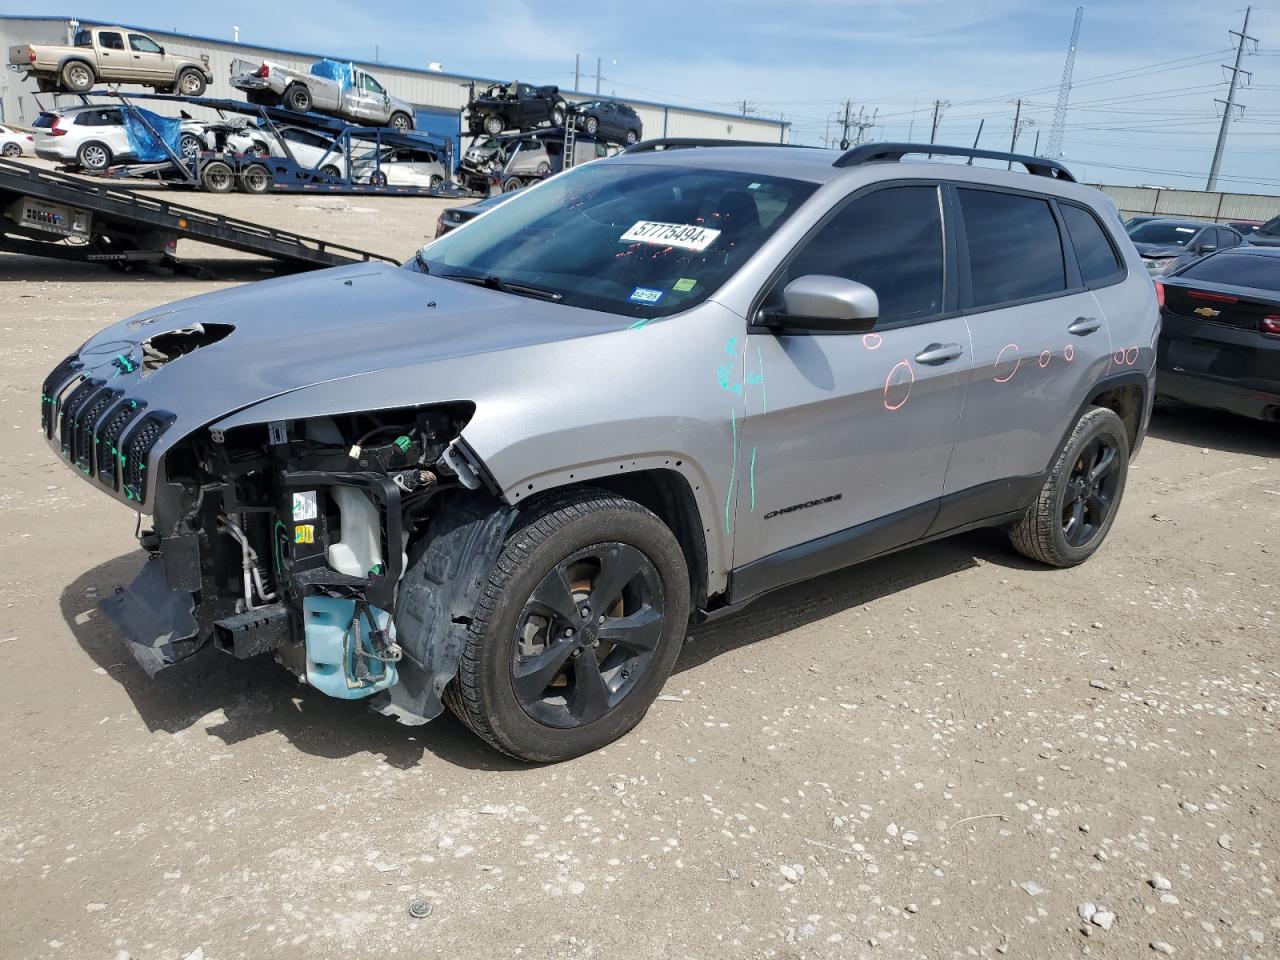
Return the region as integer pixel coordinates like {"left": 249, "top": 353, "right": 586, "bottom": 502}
{"left": 58, "top": 378, "right": 102, "bottom": 460}
{"left": 120, "top": 413, "right": 174, "bottom": 503}
{"left": 75, "top": 388, "right": 123, "bottom": 473}
{"left": 96, "top": 400, "right": 145, "bottom": 488}
{"left": 40, "top": 355, "right": 83, "bottom": 438}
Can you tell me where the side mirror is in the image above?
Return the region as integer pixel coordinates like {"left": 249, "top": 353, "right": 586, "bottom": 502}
{"left": 1196, "top": 243, "right": 1217, "bottom": 254}
{"left": 767, "top": 275, "right": 879, "bottom": 332}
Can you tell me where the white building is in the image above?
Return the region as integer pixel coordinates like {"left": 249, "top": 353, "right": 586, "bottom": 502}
{"left": 0, "top": 14, "right": 790, "bottom": 147}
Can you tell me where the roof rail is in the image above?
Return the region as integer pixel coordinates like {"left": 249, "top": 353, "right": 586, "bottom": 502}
{"left": 624, "top": 137, "right": 803, "bottom": 154}
{"left": 834, "top": 142, "right": 1076, "bottom": 182}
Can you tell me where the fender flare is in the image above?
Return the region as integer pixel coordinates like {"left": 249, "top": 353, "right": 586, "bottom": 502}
{"left": 56, "top": 55, "right": 96, "bottom": 81}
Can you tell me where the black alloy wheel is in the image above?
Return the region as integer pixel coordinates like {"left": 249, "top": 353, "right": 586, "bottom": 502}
{"left": 1062, "top": 435, "right": 1121, "bottom": 547}
{"left": 511, "top": 543, "right": 665, "bottom": 729}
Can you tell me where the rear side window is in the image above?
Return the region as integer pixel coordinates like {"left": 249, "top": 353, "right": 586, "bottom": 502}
{"left": 1061, "top": 204, "right": 1122, "bottom": 285}
{"left": 780, "top": 185, "right": 945, "bottom": 324}
{"left": 98, "top": 32, "right": 125, "bottom": 51}
{"left": 959, "top": 188, "right": 1066, "bottom": 307}
{"left": 1177, "top": 253, "right": 1280, "bottom": 292}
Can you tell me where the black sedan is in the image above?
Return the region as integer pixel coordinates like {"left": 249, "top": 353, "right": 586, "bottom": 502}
{"left": 1156, "top": 246, "right": 1280, "bottom": 421}
{"left": 570, "top": 100, "right": 642, "bottom": 144}
{"left": 1247, "top": 214, "right": 1280, "bottom": 247}
{"left": 1127, "top": 218, "right": 1245, "bottom": 277}
{"left": 433, "top": 190, "right": 513, "bottom": 238}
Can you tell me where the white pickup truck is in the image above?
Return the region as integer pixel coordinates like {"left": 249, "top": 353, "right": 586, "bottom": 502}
{"left": 230, "top": 58, "right": 416, "bottom": 130}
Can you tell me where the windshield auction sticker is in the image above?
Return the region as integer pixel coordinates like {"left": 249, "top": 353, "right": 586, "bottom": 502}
{"left": 621, "top": 221, "right": 721, "bottom": 251}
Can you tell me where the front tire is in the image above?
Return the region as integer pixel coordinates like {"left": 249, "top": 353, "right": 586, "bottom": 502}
{"left": 1009, "top": 406, "right": 1129, "bottom": 567}
{"left": 445, "top": 490, "right": 690, "bottom": 762}
{"left": 389, "top": 111, "right": 413, "bottom": 131}
{"left": 178, "top": 132, "right": 203, "bottom": 161}
{"left": 2, "top": 143, "right": 20, "bottom": 158}
{"left": 483, "top": 114, "right": 505, "bottom": 136}
{"left": 584, "top": 116, "right": 599, "bottom": 135}
{"left": 177, "top": 68, "right": 206, "bottom": 97}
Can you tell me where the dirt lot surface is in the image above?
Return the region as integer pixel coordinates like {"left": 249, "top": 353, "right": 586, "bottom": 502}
{"left": 1, "top": 164, "right": 1278, "bottom": 960}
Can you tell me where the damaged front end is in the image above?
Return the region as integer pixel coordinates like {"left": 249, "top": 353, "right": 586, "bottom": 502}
{"left": 44, "top": 351, "right": 509, "bottom": 721}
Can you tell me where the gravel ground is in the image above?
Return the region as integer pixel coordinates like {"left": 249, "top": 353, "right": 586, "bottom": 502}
{"left": 0, "top": 167, "right": 1277, "bottom": 960}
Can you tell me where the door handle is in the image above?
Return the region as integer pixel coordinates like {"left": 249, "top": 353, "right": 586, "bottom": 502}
{"left": 914, "top": 342, "right": 964, "bottom": 365}
{"left": 1068, "top": 316, "right": 1102, "bottom": 335}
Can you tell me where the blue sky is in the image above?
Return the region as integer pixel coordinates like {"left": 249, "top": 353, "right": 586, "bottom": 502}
{"left": 9, "top": 1, "right": 1280, "bottom": 193}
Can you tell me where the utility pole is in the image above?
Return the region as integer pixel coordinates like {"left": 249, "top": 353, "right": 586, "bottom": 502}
{"left": 967, "top": 118, "right": 985, "bottom": 164}
{"left": 1032, "top": 130, "right": 1041, "bottom": 156}
{"left": 739, "top": 100, "right": 755, "bottom": 117}
{"left": 574, "top": 54, "right": 580, "bottom": 92}
{"left": 839, "top": 99, "right": 853, "bottom": 150}
{"left": 928, "top": 99, "right": 949, "bottom": 157}
{"left": 1207, "top": 6, "right": 1257, "bottom": 191}
{"left": 1007, "top": 99, "right": 1034, "bottom": 168}
{"left": 595, "top": 57, "right": 602, "bottom": 95}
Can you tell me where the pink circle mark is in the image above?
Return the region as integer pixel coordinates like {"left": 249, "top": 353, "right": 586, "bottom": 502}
{"left": 883, "top": 359, "right": 914, "bottom": 411}
{"left": 1124, "top": 347, "right": 1139, "bottom": 366}
{"left": 1113, "top": 350, "right": 1125, "bottom": 365}
{"left": 1039, "top": 350, "right": 1051, "bottom": 368}
{"left": 993, "top": 343, "right": 1021, "bottom": 384}
{"left": 862, "top": 333, "right": 883, "bottom": 350}
{"left": 1063, "top": 344, "right": 1075, "bottom": 362}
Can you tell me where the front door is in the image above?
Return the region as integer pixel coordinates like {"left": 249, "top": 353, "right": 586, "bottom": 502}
{"left": 938, "top": 186, "right": 1115, "bottom": 527}
{"left": 126, "top": 34, "right": 166, "bottom": 83}
{"left": 731, "top": 183, "right": 971, "bottom": 589}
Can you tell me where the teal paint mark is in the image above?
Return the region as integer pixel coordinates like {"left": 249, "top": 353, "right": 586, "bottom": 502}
{"left": 724, "top": 408, "right": 738, "bottom": 535}
{"left": 725, "top": 336, "right": 738, "bottom": 357}
{"left": 749, "top": 445, "right": 757, "bottom": 512}
{"left": 717, "top": 361, "right": 742, "bottom": 394}
{"left": 755, "top": 345, "right": 767, "bottom": 413}
{"left": 627, "top": 317, "right": 657, "bottom": 330}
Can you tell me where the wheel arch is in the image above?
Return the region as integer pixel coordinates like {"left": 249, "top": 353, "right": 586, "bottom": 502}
{"left": 1047, "top": 369, "right": 1151, "bottom": 473}
{"left": 56, "top": 54, "right": 95, "bottom": 77}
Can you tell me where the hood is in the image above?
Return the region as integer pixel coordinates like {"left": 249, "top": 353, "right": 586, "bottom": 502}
{"left": 1132, "top": 242, "right": 1186, "bottom": 258}
{"left": 52, "top": 262, "right": 625, "bottom": 504}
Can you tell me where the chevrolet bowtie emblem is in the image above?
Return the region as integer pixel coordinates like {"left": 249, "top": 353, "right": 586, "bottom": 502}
{"left": 1193, "top": 306, "right": 1221, "bottom": 318}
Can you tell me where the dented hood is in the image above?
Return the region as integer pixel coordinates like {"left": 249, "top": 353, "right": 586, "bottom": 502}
{"left": 51, "top": 261, "right": 626, "bottom": 506}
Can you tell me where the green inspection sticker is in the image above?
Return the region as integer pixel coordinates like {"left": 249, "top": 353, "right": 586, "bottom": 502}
{"left": 673, "top": 277, "right": 697, "bottom": 292}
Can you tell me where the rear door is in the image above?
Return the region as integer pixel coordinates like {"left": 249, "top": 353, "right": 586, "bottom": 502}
{"left": 94, "top": 30, "right": 131, "bottom": 79}
{"left": 732, "top": 182, "right": 971, "bottom": 578}
{"left": 937, "top": 185, "right": 1114, "bottom": 529}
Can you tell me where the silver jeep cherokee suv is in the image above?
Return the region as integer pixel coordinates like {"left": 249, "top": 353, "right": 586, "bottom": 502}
{"left": 40, "top": 140, "right": 1158, "bottom": 761}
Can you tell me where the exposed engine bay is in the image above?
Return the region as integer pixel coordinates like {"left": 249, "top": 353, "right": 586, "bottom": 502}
{"left": 93, "top": 403, "right": 510, "bottom": 723}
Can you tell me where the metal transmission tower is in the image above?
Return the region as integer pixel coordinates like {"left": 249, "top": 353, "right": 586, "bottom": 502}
{"left": 1046, "top": 6, "right": 1083, "bottom": 160}
{"left": 1207, "top": 6, "right": 1257, "bottom": 191}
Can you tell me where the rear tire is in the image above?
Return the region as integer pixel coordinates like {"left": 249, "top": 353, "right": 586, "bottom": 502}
{"left": 502, "top": 176, "right": 523, "bottom": 192}
{"left": 444, "top": 489, "right": 690, "bottom": 762}
{"left": 238, "top": 163, "right": 271, "bottom": 194}
{"left": 77, "top": 141, "right": 112, "bottom": 172}
{"left": 61, "top": 60, "right": 94, "bottom": 93}
{"left": 285, "top": 84, "right": 312, "bottom": 113}
{"left": 1009, "top": 406, "right": 1129, "bottom": 567}
{"left": 199, "top": 160, "right": 235, "bottom": 193}
{"left": 625, "top": 129, "right": 639, "bottom": 145}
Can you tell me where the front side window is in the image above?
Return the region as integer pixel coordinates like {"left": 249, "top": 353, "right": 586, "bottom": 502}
{"left": 98, "top": 32, "right": 125, "bottom": 51}
{"left": 1061, "top": 203, "right": 1122, "bottom": 285}
{"left": 959, "top": 188, "right": 1066, "bottom": 307}
{"left": 128, "top": 34, "right": 162, "bottom": 54}
{"left": 420, "top": 161, "right": 816, "bottom": 319}
{"left": 360, "top": 74, "right": 385, "bottom": 95}
{"left": 771, "top": 185, "right": 945, "bottom": 324}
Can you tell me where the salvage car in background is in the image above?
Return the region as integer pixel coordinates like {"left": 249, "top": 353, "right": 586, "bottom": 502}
{"left": 1247, "top": 214, "right": 1280, "bottom": 248}
{"left": 1156, "top": 245, "right": 1280, "bottom": 421}
{"left": 466, "top": 82, "right": 566, "bottom": 135}
{"left": 32, "top": 104, "right": 212, "bottom": 172}
{"left": 571, "top": 99, "right": 642, "bottom": 144}
{"left": 433, "top": 191, "right": 511, "bottom": 237}
{"left": 231, "top": 58, "right": 416, "bottom": 130}
{"left": 223, "top": 123, "right": 348, "bottom": 177}
{"left": 40, "top": 141, "right": 1157, "bottom": 762}
{"left": 352, "top": 145, "right": 447, "bottom": 188}
{"left": 0, "top": 124, "right": 34, "bottom": 158}
{"left": 9, "top": 25, "right": 211, "bottom": 94}
{"left": 1126, "top": 218, "right": 1244, "bottom": 277}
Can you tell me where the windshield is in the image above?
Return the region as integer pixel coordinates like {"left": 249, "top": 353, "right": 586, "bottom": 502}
{"left": 1127, "top": 222, "right": 1200, "bottom": 246}
{"left": 417, "top": 161, "right": 816, "bottom": 318}
{"left": 1258, "top": 215, "right": 1280, "bottom": 238}
{"left": 1178, "top": 254, "right": 1280, "bottom": 292}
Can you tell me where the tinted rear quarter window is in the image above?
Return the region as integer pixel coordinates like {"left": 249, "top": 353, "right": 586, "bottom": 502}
{"left": 779, "top": 185, "right": 945, "bottom": 323}
{"left": 1061, "top": 204, "right": 1122, "bottom": 285}
{"left": 1177, "top": 253, "right": 1280, "bottom": 293}
{"left": 959, "top": 188, "right": 1066, "bottom": 306}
